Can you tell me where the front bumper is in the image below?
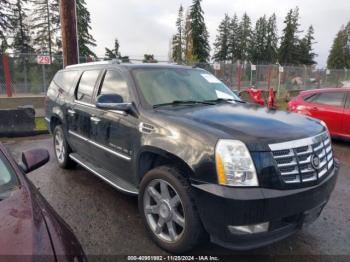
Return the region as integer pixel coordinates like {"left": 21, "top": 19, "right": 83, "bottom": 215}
{"left": 191, "top": 162, "right": 339, "bottom": 250}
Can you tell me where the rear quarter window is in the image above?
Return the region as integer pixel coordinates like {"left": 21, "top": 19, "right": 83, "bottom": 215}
{"left": 51, "top": 70, "right": 80, "bottom": 93}
{"left": 312, "top": 92, "right": 346, "bottom": 107}
{"left": 76, "top": 70, "right": 101, "bottom": 104}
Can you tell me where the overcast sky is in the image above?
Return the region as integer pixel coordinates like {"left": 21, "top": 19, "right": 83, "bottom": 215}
{"left": 85, "top": 0, "right": 350, "bottom": 67}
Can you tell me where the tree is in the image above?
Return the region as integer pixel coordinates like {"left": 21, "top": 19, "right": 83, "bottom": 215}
{"left": 105, "top": 39, "right": 120, "bottom": 59}
{"left": 76, "top": 0, "right": 96, "bottom": 58}
{"left": 189, "top": 0, "right": 210, "bottom": 63}
{"left": 0, "top": 0, "right": 12, "bottom": 53}
{"left": 249, "top": 15, "right": 267, "bottom": 64}
{"left": 227, "top": 14, "right": 239, "bottom": 63}
{"left": 298, "top": 25, "right": 317, "bottom": 65}
{"left": 31, "top": 0, "right": 61, "bottom": 56}
{"left": 184, "top": 10, "right": 194, "bottom": 63}
{"left": 265, "top": 13, "right": 278, "bottom": 63}
{"left": 237, "top": 12, "right": 252, "bottom": 62}
{"left": 213, "top": 14, "right": 230, "bottom": 62}
{"left": 327, "top": 23, "right": 350, "bottom": 69}
{"left": 172, "top": 5, "right": 184, "bottom": 63}
{"left": 278, "top": 7, "right": 301, "bottom": 65}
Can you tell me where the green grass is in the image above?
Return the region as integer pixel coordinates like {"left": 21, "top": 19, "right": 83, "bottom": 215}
{"left": 35, "top": 117, "right": 47, "bottom": 131}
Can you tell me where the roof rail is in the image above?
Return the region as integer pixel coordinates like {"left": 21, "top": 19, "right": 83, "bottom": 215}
{"left": 65, "top": 59, "right": 120, "bottom": 69}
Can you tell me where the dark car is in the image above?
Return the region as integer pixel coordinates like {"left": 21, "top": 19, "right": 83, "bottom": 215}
{"left": 45, "top": 61, "right": 339, "bottom": 253}
{"left": 288, "top": 88, "right": 350, "bottom": 140}
{"left": 0, "top": 144, "right": 85, "bottom": 260}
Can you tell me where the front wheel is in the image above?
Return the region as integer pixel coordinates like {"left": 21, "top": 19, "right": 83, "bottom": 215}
{"left": 139, "top": 166, "right": 205, "bottom": 254}
{"left": 53, "top": 125, "right": 75, "bottom": 169}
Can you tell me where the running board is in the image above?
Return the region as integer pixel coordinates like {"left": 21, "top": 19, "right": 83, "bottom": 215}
{"left": 69, "top": 153, "right": 138, "bottom": 195}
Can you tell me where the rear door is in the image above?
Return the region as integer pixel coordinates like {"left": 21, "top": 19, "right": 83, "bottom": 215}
{"left": 307, "top": 91, "right": 346, "bottom": 136}
{"left": 89, "top": 69, "right": 139, "bottom": 185}
{"left": 67, "top": 69, "right": 102, "bottom": 160}
{"left": 341, "top": 92, "right": 350, "bottom": 138}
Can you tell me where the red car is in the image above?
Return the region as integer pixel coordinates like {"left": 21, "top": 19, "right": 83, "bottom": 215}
{"left": 288, "top": 88, "right": 350, "bottom": 139}
{"left": 0, "top": 144, "right": 86, "bottom": 260}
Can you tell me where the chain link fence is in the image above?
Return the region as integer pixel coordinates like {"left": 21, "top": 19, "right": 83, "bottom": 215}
{"left": 1, "top": 54, "right": 350, "bottom": 99}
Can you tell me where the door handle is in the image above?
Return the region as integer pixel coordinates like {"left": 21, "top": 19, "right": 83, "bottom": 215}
{"left": 312, "top": 107, "right": 319, "bottom": 111}
{"left": 90, "top": 116, "right": 101, "bottom": 124}
{"left": 67, "top": 109, "right": 76, "bottom": 116}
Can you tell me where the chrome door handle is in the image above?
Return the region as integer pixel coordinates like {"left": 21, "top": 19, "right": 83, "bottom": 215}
{"left": 67, "top": 109, "right": 76, "bottom": 116}
{"left": 90, "top": 116, "right": 101, "bottom": 124}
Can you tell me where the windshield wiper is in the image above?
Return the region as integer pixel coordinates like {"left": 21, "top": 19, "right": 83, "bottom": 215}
{"left": 203, "top": 98, "right": 245, "bottom": 104}
{"left": 153, "top": 100, "right": 214, "bottom": 108}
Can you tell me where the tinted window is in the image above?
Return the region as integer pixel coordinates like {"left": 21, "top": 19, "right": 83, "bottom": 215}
{"left": 0, "top": 155, "right": 18, "bottom": 194}
{"left": 54, "top": 70, "right": 79, "bottom": 91}
{"left": 303, "top": 93, "right": 317, "bottom": 102}
{"left": 76, "top": 70, "right": 100, "bottom": 103}
{"left": 313, "top": 92, "right": 345, "bottom": 107}
{"left": 99, "top": 70, "right": 129, "bottom": 102}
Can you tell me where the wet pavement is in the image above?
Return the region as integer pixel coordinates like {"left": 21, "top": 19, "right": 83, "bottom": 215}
{"left": 3, "top": 135, "right": 350, "bottom": 256}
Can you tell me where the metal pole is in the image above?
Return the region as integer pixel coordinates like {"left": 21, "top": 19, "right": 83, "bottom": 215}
{"left": 277, "top": 63, "right": 281, "bottom": 99}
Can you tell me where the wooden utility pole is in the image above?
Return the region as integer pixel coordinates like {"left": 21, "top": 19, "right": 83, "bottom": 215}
{"left": 60, "top": 0, "right": 79, "bottom": 66}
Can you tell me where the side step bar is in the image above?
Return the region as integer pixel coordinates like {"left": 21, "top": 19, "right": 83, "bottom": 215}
{"left": 69, "top": 153, "right": 138, "bottom": 195}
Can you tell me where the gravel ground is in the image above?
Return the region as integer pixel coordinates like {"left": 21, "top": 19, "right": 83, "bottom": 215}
{"left": 3, "top": 135, "right": 350, "bottom": 257}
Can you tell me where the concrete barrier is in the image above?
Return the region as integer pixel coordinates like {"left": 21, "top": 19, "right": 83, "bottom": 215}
{"left": 0, "top": 106, "right": 36, "bottom": 137}
{"left": 0, "top": 96, "right": 45, "bottom": 109}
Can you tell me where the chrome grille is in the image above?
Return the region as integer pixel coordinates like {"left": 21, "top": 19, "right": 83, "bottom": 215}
{"left": 269, "top": 132, "right": 334, "bottom": 184}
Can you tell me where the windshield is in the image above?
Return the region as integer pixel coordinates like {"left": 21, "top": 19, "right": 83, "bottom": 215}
{"left": 0, "top": 155, "right": 18, "bottom": 195}
{"left": 131, "top": 68, "right": 240, "bottom": 107}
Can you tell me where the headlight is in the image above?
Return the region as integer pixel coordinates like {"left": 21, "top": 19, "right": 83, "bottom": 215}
{"left": 215, "top": 140, "right": 258, "bottom": 187}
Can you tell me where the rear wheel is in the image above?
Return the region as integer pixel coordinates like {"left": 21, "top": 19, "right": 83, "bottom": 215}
{"left": 139, "top": 166, "right": 204, "bottom": 254}
{"left": 53, "top": 125, "right": 75, "bottom": 169}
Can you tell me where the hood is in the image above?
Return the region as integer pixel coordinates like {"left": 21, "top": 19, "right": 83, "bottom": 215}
{"left": 0, "top": 187, "right": 54, "bottom": 257}
{"left": 156, "top": 103, "right": 325, "bottom": 150}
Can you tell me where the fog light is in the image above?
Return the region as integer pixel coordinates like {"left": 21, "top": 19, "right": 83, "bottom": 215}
{"left": 228, "top": 222, "right": 269, "bottom": 235}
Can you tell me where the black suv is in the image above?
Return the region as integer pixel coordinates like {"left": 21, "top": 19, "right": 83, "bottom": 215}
{"left": 45, "top": 61, "right": 339, "bottom": 253}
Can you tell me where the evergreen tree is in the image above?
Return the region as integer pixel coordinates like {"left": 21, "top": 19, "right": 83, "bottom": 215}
{"left": 184, "top": 10, "right": 194, "bottom": 63}
{"left": 105, "top": 38, "right": 121, "bottom": 59}
{"left": 249, "top": 15, "right": 267, "bottom": 64}
{"left": 237, "top": 12, "right": 252, "bottom": 62}
{"left": 189, "top": 0, "right": 210, "bottom": 63}
{"left": 0, "top": 0, "right": 12, "bottom": 53}
{"left": 278, "top": 7, "right": 301, "bottom": 65}
{"left": 172, "top": 5, "right": 184, "bottom": 63}
{"left": 298, "top": 25, "right": 317, "bottom": 65}
{"left": 31, "top": 0, "right": 61, "bottom": 56}
{"left": 227, "top": 14, "right": 239, "bottom": 63}
{"left": 213, "top": 14, "right": 230, "bottom": 62}
{"left": 76, "top": 0, "right": 96, "bottom": 58}
{"left": 265, "top": 13, "right": 278, "bottom": 63}
{"left": 327, "top": 23, "right": 350, "bottom": 69}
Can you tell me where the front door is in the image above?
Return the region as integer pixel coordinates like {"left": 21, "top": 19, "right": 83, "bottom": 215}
{"left": 89, "top": 69, "right": 140, "bottom": 185}
{"left": 307, "top": 91, "right": 346, "bottom": 136}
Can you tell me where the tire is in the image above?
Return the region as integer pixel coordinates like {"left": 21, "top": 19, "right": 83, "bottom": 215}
{"left": 53, "top": 125, "right": 75, "bottom": 169}
{"left": 138, "top": 166, "right": 205, "bottom": 254}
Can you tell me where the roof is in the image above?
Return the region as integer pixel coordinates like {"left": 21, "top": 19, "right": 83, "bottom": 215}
{"left": 65, "top": 60, "right": 194, "bottom": 71}
{"left": 300, "top": 88, "right": 350, "bottom": 95}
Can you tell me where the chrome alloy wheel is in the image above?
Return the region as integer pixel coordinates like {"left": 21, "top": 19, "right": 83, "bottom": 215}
{"left": 143, "top": 179, "right": 186, "bottom": 243}
{"left": 54, "top": 129, "right": 65, "bottom": 163}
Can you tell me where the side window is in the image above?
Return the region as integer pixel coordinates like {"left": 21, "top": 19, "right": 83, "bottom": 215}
{"left": 99, "top": 70, "right": 129, "bottom": 102}
{"left": 76, "top": 70, "right": 101, "bottom": 103}
{"left": 303, "top": 93, "right": 318, "bottom": 102}
{"left": 54, "top": 70, "right": 79, "bottom": 92}
{"left": 346, "top": 93, "right": 350, "bottom": 108}
{"left": 313, "top": 92, "right": 345, "bottom": 107}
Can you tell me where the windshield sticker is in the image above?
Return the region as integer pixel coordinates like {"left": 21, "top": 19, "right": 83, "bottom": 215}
{"left": 216, "top": 90, "right": 235, "bottom": 100}
{"left": 201, "top": 74, "right": 221, "bottom": 83}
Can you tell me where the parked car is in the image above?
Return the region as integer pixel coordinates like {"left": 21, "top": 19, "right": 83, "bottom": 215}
{"left": 0, "top": 144, "right": 86, "bottom": 260}
{"left": 288, "top": 88, "right": 350, "bottom": 140}
{"left": 45, "top": 61, "right": 339, "bottom": 253}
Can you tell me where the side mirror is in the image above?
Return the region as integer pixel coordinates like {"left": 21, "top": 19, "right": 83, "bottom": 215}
{"left": 21, "top": 149, "right": 50, "bottom": 173}
{"left": 96, "top": 94, "right": 132, "bottom": 112}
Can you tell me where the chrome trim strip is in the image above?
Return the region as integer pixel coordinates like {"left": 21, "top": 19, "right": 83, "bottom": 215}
{"left": 269, "top": 132, "right": 328, "bottom": 151}
{"left": 44, "top": 117, "right": 51, "bottom": 123}
{"left": 69, "top": 154, "right": 138, "bottom": 195}
{"left": 68, "top": 130, "right": 131, "bottom": 161}
{"left": 75, "top": 100, "right": 96, "bottom": 108}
